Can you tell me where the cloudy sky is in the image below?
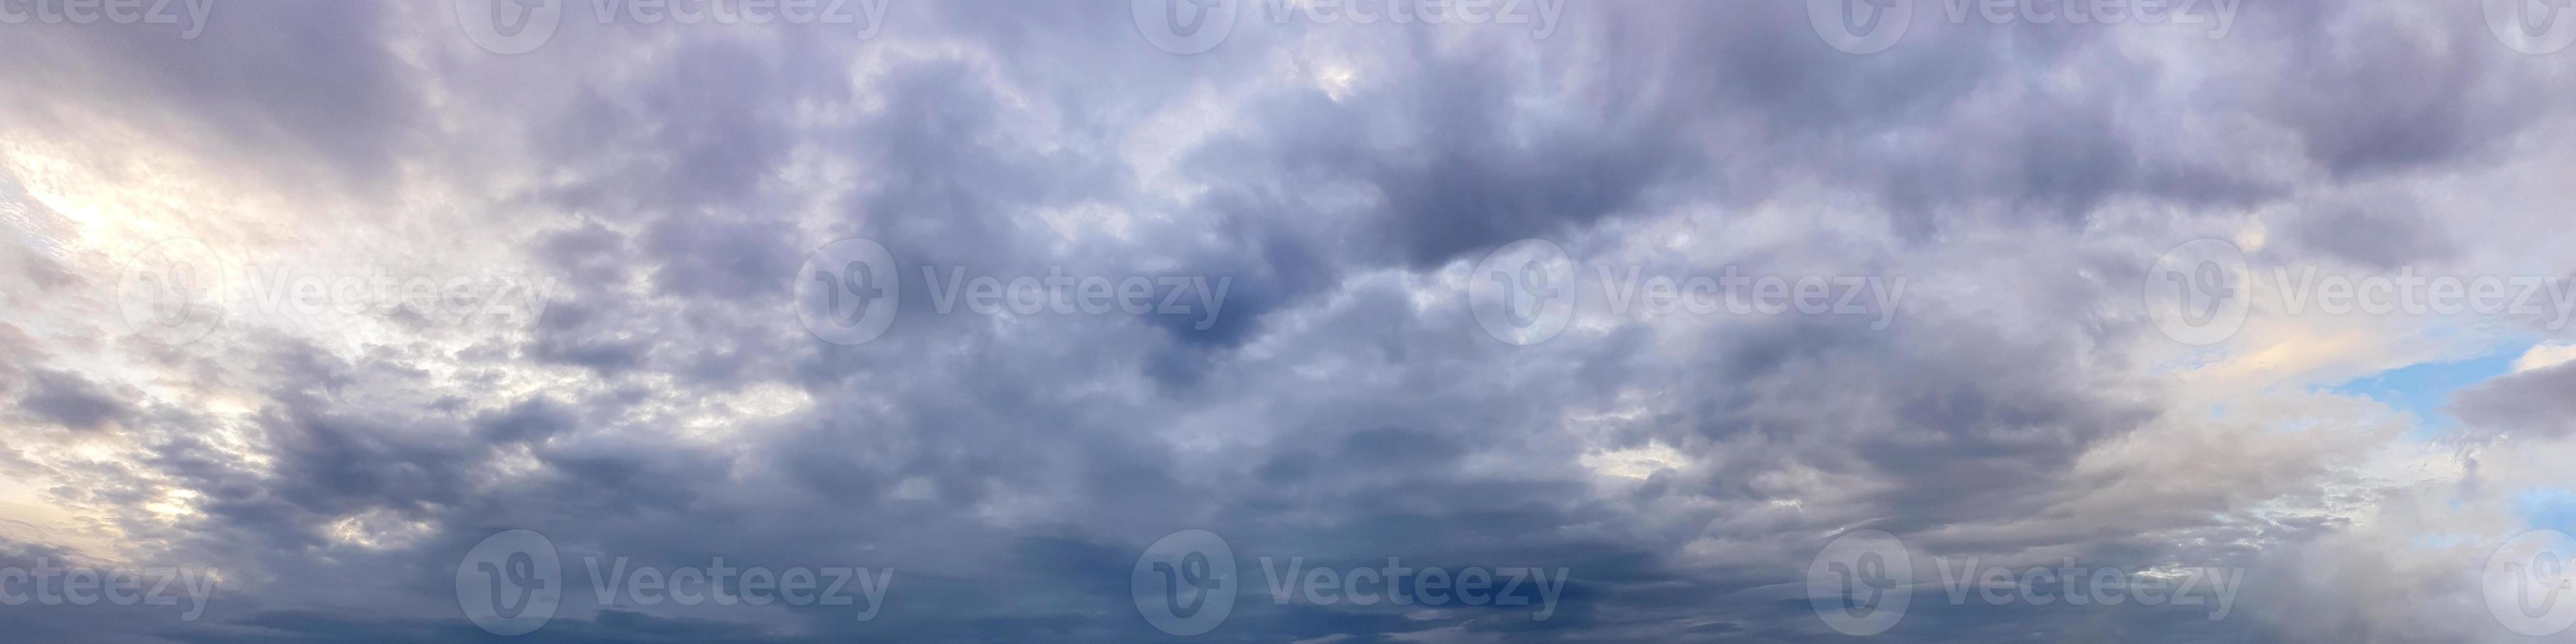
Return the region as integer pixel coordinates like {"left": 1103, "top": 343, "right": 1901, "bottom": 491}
{"left": 5, "top": 0, "right": 2576, "bottom": 641}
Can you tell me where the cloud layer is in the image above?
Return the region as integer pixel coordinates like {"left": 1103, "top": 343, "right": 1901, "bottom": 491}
{"left": 3, "top": 1, "right": 2575, "bottom": 641}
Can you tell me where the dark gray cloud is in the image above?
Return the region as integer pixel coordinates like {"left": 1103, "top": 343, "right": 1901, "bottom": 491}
{"left": 2280, "top": 196, "right": 2458, "bottom": 271}
{"left": 16, "top": 368, "right": 131, "bottom": 430}
{"left": 2452, "top": 361, "right": 2576, "bottom": 440}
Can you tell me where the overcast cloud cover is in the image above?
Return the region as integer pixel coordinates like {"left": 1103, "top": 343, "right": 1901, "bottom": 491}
{"left": 3, "top": 0, "right": 2576, "bottom": 641}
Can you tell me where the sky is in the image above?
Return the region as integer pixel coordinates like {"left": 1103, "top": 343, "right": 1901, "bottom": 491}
{"left": 3, "top": 0, "right": 2576, "bottom": 641}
